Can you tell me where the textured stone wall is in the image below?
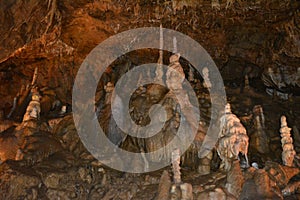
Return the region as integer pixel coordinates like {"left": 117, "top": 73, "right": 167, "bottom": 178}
{"left": 0, "top": 0, "right": 299, "bottom": 111}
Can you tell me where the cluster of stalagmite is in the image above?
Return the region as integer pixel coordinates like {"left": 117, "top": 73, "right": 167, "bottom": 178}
{"left": 280, "top": 115, "right": 296, "bottom": 167}
{"left": 145, "top": 50, "right": 198, "bottom": 164}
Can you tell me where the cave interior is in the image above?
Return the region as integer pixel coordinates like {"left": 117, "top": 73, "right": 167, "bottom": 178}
{"left": 0, "top": 0, "right": 300, "bottom": 199}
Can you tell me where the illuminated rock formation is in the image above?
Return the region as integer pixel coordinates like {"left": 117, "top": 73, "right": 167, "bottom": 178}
{"left": 170, "top": 148, "right": 193, "bottom": 200}
{"left": 251, "top": 105, "right": 269, "bottom": 154}
{"left": 217, "top": 103, "right": 249, "bottom": 171}
{"left": 280, "top": 115, "right": 296, "bottom": 167}
{"left": 22, "top": 87, "right": 41, "bottom": 123}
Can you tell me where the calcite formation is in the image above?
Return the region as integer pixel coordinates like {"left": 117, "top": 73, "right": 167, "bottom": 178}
{"left": 280, "top": 115, "right": 296, "bottom": 167}
{"left": 144, "top": 52, "right": 198, "bottom": 164}
{"left": 251, "top": 105, "right": 269, "bottom": 154}
{"left": 104, "top": 81, "right": 114, "bottom": 105}
{"left": 202, "top": 67, "right": 212, "bottom": 90}
{"left": 172, "top": 148, "right": 181, "bottom": 185}
{"left": 170, "top": 148, "right": 193, "bottom": 200}
{"left": 166, "top": 53, "right": 185, "bottom": 91}
{"left": 22, "top": 87, "right": 41, "bottom": 122}
{"left": 217, "top": 103, "right": 249, "bottom": 171}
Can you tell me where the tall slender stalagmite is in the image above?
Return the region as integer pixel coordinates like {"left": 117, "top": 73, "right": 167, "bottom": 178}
{"left": 280, "top": 116, "right": 296, "bottom": 167}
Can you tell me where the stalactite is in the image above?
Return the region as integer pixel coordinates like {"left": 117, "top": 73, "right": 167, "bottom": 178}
{"left": 31, "top": 67, "right": 38, "bottom": 86}
{"left": 155, "top": 24, "right": 164, "bottom": 84}
{"left": 7, "top": 97, "right": 18, "bottom": 118}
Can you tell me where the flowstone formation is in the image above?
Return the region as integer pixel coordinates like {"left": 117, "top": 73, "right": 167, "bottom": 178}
{"left": 217, "top": 103, "right": 249, "bottom": 171}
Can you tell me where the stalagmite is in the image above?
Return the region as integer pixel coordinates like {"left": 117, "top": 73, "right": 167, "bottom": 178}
{"left": 188, "top": 66, "right": 194, "bottom": 83}
{"left": 280, "top": 116, "right": 296, "bottom": 167}
{"left": 170, "top": 148, "right": 193, "bottom": 200}
{"left": 166, "top": 53, "right": 198, "bottom": 131}
{"left": 166, "top": 53, "right": 184, "bottom": 91}
{"left": 22, "top": 87, "right": 41, "bottom": 122}
{"left": 172, "top": 148, "right": 181, "bottom": 185}
{"left": 244, "top": 75, "right": 250, "bottom": 90}
{"left": 251, "top": 105, "right": 269, "bottom": 154}
{"left": 217, "top": 103, "right": 249, "bottom": 171}
{"left": 202, "top": 67, "right": 212, "bottom": 90}
{"left": 104, "top": 82, "right": 114, "bottom": 105}
{"left": 145, "top": 50, "right": 197, "bottom": 164}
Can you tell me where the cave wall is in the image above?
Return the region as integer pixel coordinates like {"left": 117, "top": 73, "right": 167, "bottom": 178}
{"left": 0, "top": 0, "right": 299, "bottom": 112}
